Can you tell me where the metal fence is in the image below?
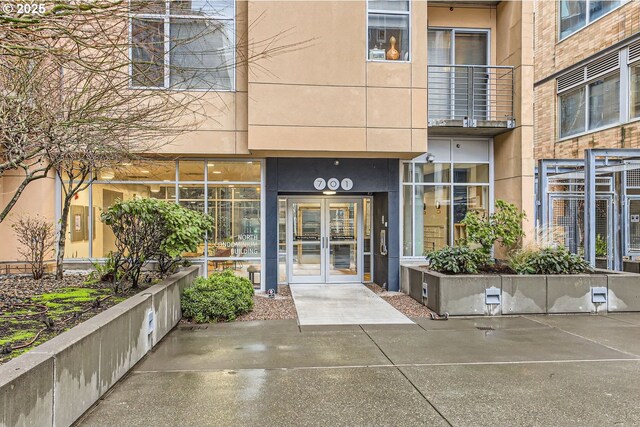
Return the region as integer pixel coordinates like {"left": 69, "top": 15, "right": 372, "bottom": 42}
{"left": 427, "top": 64, "right": 514, "bottom": 125}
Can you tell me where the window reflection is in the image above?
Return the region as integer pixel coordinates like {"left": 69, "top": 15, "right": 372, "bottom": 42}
{"left": 66, "top": 161, "right": 262, "bottom": 279}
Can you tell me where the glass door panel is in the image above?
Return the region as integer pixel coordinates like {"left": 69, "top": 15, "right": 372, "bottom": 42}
{"left": 289, "top": 200, "right": 323, "bottom": 283}
{"left": 327, "top": 201, "right": 360, "bottom": 282}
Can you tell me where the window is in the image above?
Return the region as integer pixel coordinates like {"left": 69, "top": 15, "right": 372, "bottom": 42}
{"left": 559, "top": 0, "right": 624, "bottom": 40}
{"left": 588, "top": 73, "right": 620, "bottom": 129}
{"left": 560, "top": 87, "right": 586, "bottom": 138}
{"left": 367, "top": 1, "right": 410, "bottom": 61}
{"left": 557, "top": 48, "right": 623, "bottom": 139}
{"left": 402, "top": 139, "right": 492, "bottom": 257}
{"left": 631, "top": 64, "right": 640, "bottom": 120}
{"left": 559, "top": 73, "right": 620, "bottom": 138}
{"left": 61, "top": 159, "right": 263, "bottom": 286}
{"left": 427, "top": 28, "right": 489, "bottom": 120}
{"left": 130, "top": 0, "right": 235, "bottom": 90}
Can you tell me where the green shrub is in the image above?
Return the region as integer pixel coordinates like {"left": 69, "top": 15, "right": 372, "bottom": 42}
{"left": 155, "top": 201, "right": 213, "bottom": 275}
{"left": 426, "top": 246, "right": 489, "bottom": 274}
{"left": 508, "top": 246, "right": 592, "bottom": 275}
{"left": 85, "top": 252, "right": 122, "bottom": 287}
{"left": 595, "top": 234, "right": 607, "bottom": 258}
{"left": 461, "top": 199, "right": 526, "bottom": 255}
{"left": 181, "top": 270, "right": 254, "bottom": 323}
{"left": 101, "top": 198, "right": 213, "bottom": 290}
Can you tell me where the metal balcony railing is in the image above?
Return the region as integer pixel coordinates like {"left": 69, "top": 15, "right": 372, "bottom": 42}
{"left": 428, "top": 65, "right": 515, "bottom": 131}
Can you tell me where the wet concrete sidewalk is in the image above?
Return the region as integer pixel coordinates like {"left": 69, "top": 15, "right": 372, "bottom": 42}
{"left": 76, "top": 314, "right": 640, "bottom": 427}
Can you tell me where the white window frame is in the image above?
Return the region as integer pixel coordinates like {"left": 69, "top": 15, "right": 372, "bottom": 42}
{"left": 558, "top": 0, "right": 630, "bottom": 42}
{"left": 556, "top": 48, "right": 635, "bottom": 141}
{"left": 128, "top": 0, "right": 236, "bottom": 91}
{"left": 629, "top": 55, "right": 640, "bottom": 123}
{"left": 427, "top": 27, "right": 491, "bottom": 66}
{"left": 399, "top": 138, "right": 494, "bottom": 259}
{"left": 366, "top": 0, "right": 411, "bottom": 63}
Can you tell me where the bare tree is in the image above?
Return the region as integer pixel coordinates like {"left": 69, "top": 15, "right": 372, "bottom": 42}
{"left": 0, "top": 1, "right": 310, "bottom": 277}
{"left": 12, "top": 214, "right": 56, "bottom": 279}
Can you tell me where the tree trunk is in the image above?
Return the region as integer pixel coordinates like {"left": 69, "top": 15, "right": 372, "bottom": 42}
{"left": 56, "top": 196, "right": 71, "bottom": 280}
{"left": 0, "top": 171, "right": 48, "bottom": 223}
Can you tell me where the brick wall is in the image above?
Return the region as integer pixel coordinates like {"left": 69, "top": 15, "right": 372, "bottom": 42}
{"left": 535, "top": 1, "right": 640, "bottom": 79}
{"left": 534, "top": 0, "right": 640, "bottom": 160}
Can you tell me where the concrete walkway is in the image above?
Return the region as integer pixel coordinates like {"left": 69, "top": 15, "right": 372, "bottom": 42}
{"left": 76, "top": 314, "right": 640, "bottom": 427}
{"left": 289, "top": 283, "right": 413, "bottom": 325}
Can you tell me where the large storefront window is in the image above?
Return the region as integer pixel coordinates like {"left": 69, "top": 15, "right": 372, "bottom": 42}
{"left": 402, "top": 139, "right": 492, "bottom": 257}
{"left": 61, "top": 159, "right": 264, "bottom": 287}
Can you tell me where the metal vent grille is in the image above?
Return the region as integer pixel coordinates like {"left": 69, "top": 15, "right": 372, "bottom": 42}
{"left": 586, "top": 52, "right": 619, "bottom": 79}
{"left": 557, "top": 68, "right": 585, "bottom": 92}
{"left": 630, "top": 40, "right": 640, "bottom": 63}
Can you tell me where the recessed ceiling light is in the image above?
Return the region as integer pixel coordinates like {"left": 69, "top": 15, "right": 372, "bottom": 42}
{"left": 323, "top": 191, "right": 337, "bottom": 195}
{"left": 212, "top": 171, "right": 222, "bottom": 174}
{"left": 140, "top": 169, "right": 150, "bottom": 174}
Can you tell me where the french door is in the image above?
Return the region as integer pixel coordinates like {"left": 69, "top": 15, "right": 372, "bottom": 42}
{"left": 287, "top": 197, "right": 363, "bottom": 284}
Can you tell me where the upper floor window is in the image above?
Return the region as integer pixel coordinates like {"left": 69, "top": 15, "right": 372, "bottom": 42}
{"left": 559, "top": 0, "right": 626, "bottom": 40}
{"left": 367, "top": 1, "right": 410, "bottom": 62}
{"left": 130, "top": 0, "right": 235, "bottom": 90}
{"left": 557, "top": 51, "right": 622, "bottom": 138}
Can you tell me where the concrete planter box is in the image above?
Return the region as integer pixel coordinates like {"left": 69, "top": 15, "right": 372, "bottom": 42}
{"left": 0, "top": 265, "right": 201, "bottom": 427}
{"left": 423, "top": 270, "right": 501, "bottom": 316}
{"left": 406, "top": 267, "right": 638, "bottom": 316}
{"left": 546, "top": 274, "right": 607, "bottom": 314}
{"left": 501, "top": 275, "right": 547, "bottom": 314}
{"left": 607, "top": 272, "right": 640, "bottom": 312}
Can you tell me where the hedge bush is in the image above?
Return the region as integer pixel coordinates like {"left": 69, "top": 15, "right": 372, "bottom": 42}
{"left": 426, "top": 246, "right": 489, "bottom": 274}
{"left": 508, "top": 246, "right": 592, "bottom": 275}
{"left": 181, "top": 270, "right": 254, "bottom": 323}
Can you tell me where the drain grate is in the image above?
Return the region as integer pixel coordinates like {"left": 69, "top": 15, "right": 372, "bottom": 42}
{"left": 475, "top": 326, "right": 494, "bottom": 331}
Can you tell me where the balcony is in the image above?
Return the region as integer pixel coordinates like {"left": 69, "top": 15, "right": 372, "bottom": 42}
{"left": 427, "top": 65, "right": 515, "bottom": 136}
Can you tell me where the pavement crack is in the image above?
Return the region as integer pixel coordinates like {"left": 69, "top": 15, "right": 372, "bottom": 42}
{"left": 359, "top": 326, "right": 454, "bottom": 427}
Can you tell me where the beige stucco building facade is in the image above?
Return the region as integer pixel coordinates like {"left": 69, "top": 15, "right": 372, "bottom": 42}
{"left": 0, "top": 0, "right": 534, "bottom": 292}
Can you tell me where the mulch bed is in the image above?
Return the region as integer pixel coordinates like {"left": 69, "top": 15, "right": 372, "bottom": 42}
{"left": 236, "top": 285, "right": 297, "bottom": 321}
{"left": 366, "top": 283, "right": 434, "bottom": 318}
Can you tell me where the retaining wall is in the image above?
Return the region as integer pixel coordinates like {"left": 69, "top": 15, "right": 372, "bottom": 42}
{"left": 0, "top": 265, "right": 200, "bottom": 427}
